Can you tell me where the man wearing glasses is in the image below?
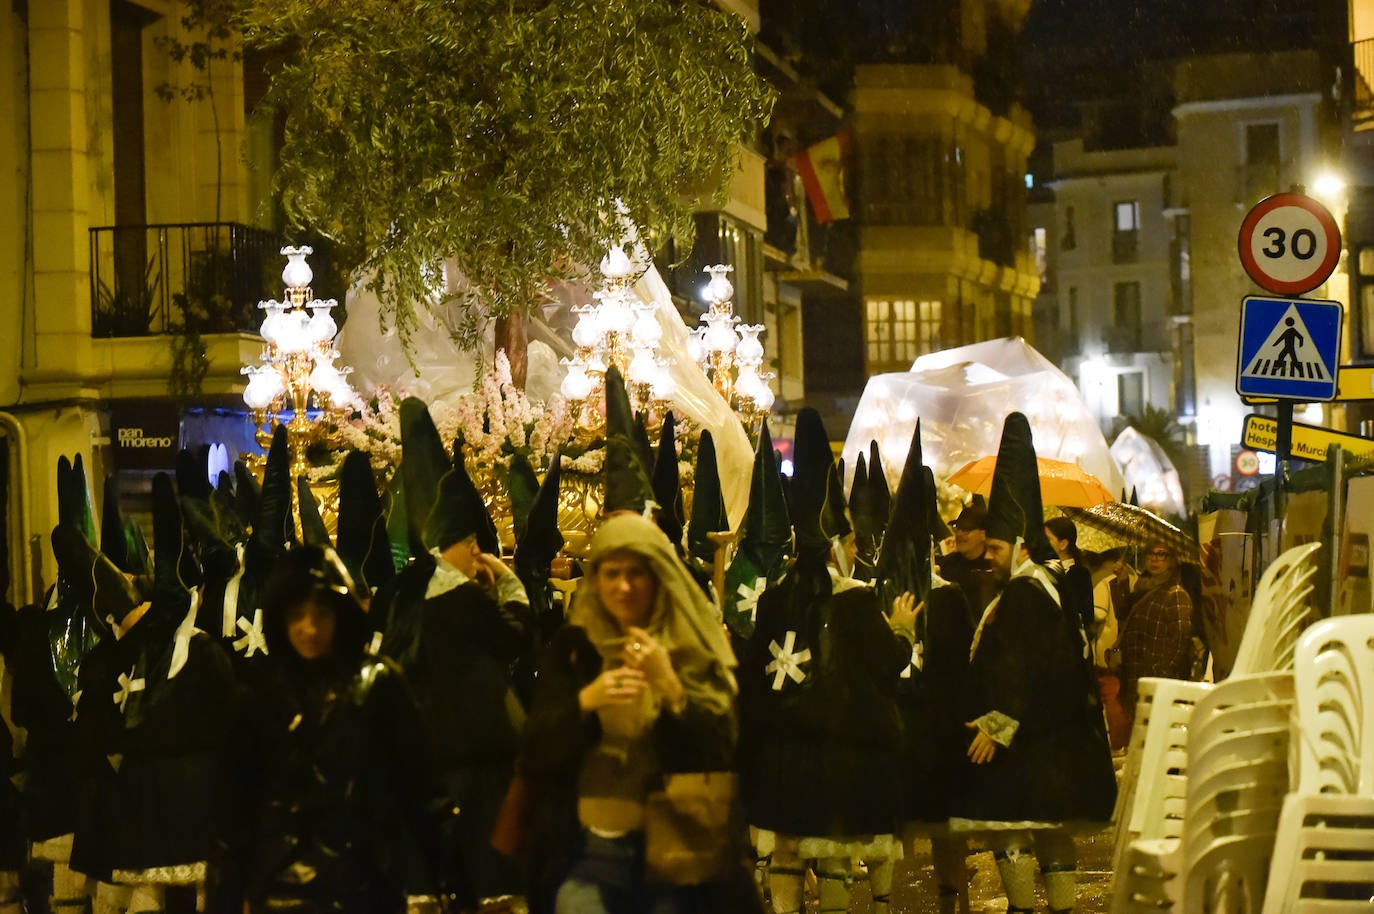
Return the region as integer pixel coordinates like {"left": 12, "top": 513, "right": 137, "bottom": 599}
{"left": 1117, "top": 541, "right": 1195, "bottom": 727}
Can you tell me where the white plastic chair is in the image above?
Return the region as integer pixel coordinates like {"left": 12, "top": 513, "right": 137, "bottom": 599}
{"left": 1261, "top": 616, "right": 1374, "bottom": 913}
{"left": 1231, "top": 542, "right": 1322, "bottom": 677}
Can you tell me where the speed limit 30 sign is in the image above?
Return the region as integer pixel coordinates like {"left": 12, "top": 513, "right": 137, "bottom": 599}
{"left": 1238, "top": 191, "right": 1342, "bottom": 295}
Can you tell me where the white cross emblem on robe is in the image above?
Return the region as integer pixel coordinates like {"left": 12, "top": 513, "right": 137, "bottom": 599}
{"left": 900, "top": 640, "right": 924, "bottom": 679}
{"left": 765, "top": 630, "right": 811, "bottom": 691}
{"left": 113, "top": 669, "right": 145, "bottom": 713}
{"left": 234, "top": 609, "right": 269, "bottom": 657}
{"left": 735, "top": 578, "right": 767, "bottom": 623}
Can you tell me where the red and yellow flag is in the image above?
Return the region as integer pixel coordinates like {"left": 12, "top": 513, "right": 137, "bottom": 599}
{"left": 792, "top": 131, "right": 851, "bottom": 224}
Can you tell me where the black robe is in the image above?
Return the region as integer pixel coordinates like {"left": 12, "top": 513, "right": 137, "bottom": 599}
{"left": 71, "top": 610, "right": 236, "bottom": 880}
{"left": 8, "top": 596, "right": 99, "bottom": 842}
{"left": 240, "top": 655, "right": 447, "bottom": 914}
{"left": 895, "top": 583, "right": 974, "bottom": 823}
{"left": 373, "top": 557, "right": 535, "bottom": 900}
{"left": 738, "top": 574, "right": 913, "bottom": 838}
{"left": 0, "top": 602, "right": 22, "bottom": 868}
{"left": 519, "top": 625, "right": 760, "bottom": 914}
{"left": 954, "top": 570, "right": 1117, "bottom": 823}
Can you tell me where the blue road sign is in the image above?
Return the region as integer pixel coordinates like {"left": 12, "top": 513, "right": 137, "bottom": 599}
{"left": 1236, "top": 296, "right": 1343, "bottom": 401}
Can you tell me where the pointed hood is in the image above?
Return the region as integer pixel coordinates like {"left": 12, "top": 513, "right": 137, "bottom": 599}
{"left": 790, "top": 407, "right": 834, "bottom": 557}
{"left": 256, "top": 424, "right": 294, "bottom": 555}
{"left": 335, "top": 449, "right": 394, "bottom": 595}
{"left": 148, "top": 472, "right": 194, "bottom": 626}
{"left": 876, "top": 420, "right": 933, "bottom": 606}
{"left": 296, "top": 477, "right": 332, "bottom": 548}
{"left": 234, "top": 460, "right": 261, "bottom": 524}
{"left": 867, "top": 439, "right": 891, "bottom": 530}
{"left": 513, "top": 452, "right": 564, "bottom": 574}
{"left": 851, "top": 451, "right": 869, "bottom": 504}
{"left": 400, "top": 397, "right": 451, "bottom": 555}
{"left": 101, "top": 474, "right": 132, "bottom": 573}
{"left": 686, "top": 430, "right": 728, "bottom": 565}
{"left": 602, "top": 365, "right": 653, "bottom": 515}
{"left": 821, "top": 460, "right": 853, "bottom": 542}
{"left": 176, "top": 447, "right": 212, "bottom": 502}
{"left": 738, "top": 420, "right": 792, "bottom": 574}
{"left": 60, "top": 454, "right": 97, "bottom": 545}
{"left": 424, "top": 443, "right": 498, "bottom": 554}
{"left": 651, "top": 412, "right": 685, "bottom": 549}
{"left": 507, "top": 454, "right": 541, "bottom": 549}
{"left": 984, "top": 412, "right": 1054, "bottom": 563}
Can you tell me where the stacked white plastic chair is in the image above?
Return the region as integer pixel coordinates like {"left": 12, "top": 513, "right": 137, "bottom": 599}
{"left": 1261, "top": 613, "right": 1374, "bottom": 913}
{"left": 1179, "top": 671, "right": 1294, "bottom": 914}
{"left": 1111, "top": 542, "right": 1322, "bottom": 914}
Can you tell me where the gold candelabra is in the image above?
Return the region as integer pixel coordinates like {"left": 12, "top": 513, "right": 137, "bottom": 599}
{"left": 689, "top": 264, "right": 775, "bottom": 432}
{"left": 241, "top": 246, "right": 357, "bottom": 532}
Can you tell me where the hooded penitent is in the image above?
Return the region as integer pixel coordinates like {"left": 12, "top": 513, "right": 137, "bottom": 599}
{"left": 686, "top": 430, "right": 728, "bottom": 568}
{"left": 722, "top": 420, "right": 791, "bottom": 639}
{"left": 876, "top": 420, "right": 932, "bottom": 611}
{"left": 983, "top": 412, "right": 1055, "bottom": 565}
{"left": 69, "top": 471, "right": 236, "bottom": 882}
{"left": 335, "top": 449, "right": 395, "bottom": 596}
{"left": 400, "top": 397, "right": 452, "bottom": 558}
{"left": 602, "top": 365, "right": 654, "bottom": 516}
{"left": 651, "top": 411, "right": 685, "bottom": 549}
{"left": 424, "top": 440, "right": 499, "bottom": 555}
{"left": 510, "top": 450, "right": 564, "bottom": 633}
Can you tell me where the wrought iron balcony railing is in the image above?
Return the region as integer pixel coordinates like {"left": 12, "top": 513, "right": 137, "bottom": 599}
{"left": 89, "top": 222, "right": 282, "bottom": 338}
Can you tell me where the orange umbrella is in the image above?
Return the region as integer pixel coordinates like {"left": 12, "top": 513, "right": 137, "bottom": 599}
{"left": 947, "top": 455, "right": 1115, "bottom": 508}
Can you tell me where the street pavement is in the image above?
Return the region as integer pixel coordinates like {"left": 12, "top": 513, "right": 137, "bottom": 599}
{"left": 846, "top": 826, "right": 1115, "bottom": 913}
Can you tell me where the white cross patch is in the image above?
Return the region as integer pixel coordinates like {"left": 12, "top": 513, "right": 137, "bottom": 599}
{"left": 765, "top": 630, "right": 811, "bottom": 691}
{"left": 735, "top": 578, "right": 767, "bottom": 623}
{"left": 233, "top": 609, "right": 269, "bottom": 657}
{"left": 900, "top": 640, "right": 924, "bottom": 679}
{"left": 113, "top": 669, "right": 145, "bottom": 713}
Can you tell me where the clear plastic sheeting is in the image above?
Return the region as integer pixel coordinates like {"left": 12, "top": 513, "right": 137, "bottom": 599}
{"left": 1110, "top": 426, "right": 1187, "bottom": 518}
{"left": 842, "top": 338, "right": 1125, "bottom": 507}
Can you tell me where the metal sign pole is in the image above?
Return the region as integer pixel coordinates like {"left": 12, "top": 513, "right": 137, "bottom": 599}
{"left": 1329, "top": 443, "right": 1345, "bottom": 617}
{"left": 1275, "top": 401, "right": 1293, "bottom": 529}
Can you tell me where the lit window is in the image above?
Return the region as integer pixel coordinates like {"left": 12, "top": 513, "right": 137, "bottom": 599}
{"left": 865, "top": 299, "right": 942, "bottom": 369}
{"left": 1115, "top": 201, "right": 1140, "bottom": 232}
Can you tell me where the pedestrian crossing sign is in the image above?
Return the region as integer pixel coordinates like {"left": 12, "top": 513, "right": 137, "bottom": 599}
{"left": 1236, "top": 296, "right": 1343, "bottom": 401}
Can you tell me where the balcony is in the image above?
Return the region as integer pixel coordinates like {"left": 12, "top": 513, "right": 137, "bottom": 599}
{"left": 1103, "top": 325, "right": 1143, "bottom": 355}
{"left": 1355, "top": 38, "right": 1374, "bottom": 131}
{"left": 89, "top": 223, "right": 282, "bottom": 338}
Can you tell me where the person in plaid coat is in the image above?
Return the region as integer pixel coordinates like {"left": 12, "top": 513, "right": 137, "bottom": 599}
{"left": 1117, "top": 540, "right": 1195, "bottom": 725}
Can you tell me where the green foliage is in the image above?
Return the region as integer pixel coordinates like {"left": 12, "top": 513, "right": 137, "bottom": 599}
{"left": 1117, "top": 403, "right": 1189, "bottom": 468}
{"left": 92, "top": 258, "right": 161, "bottom": 338}
{"left": 154, "top": 0, "right": 241, "bottom": 102}
{"left": 237, "top": 0, "right": 775, "bottom": 350}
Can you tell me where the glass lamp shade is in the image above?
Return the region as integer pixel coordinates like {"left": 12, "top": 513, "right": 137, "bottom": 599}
{"left": 735, "top": 325, "right": 764, "bottom": 364}
{"left": 705, "top": 317, "right": 738, "bottom": 355}
{"left": 600, "top": 297, "right": 633, "bottom": 335}
{"left": 308, "top": 359, "right": 343, "bottom": 396}
{"left": 586, "top": 351, "right": 608, "bottom": 374}
{"left": 572, "top": 310, "right": 603, "bottom": 349}
{"left": 753, "top": 382, "right": 775, "bottom": 411}
{"left": 631, "top": 309, "right": 662, "bottom": 346}
{"left": 561, "top": 366, "right": 593, "bottom": 401}
{"left": 327, "top": 378, "right": 356, "bottom": 409}
{"left": 281, "top": 246, "right": 314, "bottom": 289}
{"left": 274, "top": 310, "right": 314, "bottom": 354}
{"left": 600, "top": 244, "right": 633, "bottom": 280}
{"left": 651, "top": 363, "right": 677, "bottom": 400}
{"left": 242, "top": 365, "right": 284, "bottom": 409}
{"left": 705, "top": 272, "right": 734, "bottom": 303}
{"left": 258, "top": 301, "right": 287, "bottom": 343}
{"left": 628, "top": 348, "right": 659, "bottom": 385}
{"left": 685, "top": 328, "right": 706, "bottom": 364}
{"left": 308, "top": 302, "right": 338, "bottom": 343}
